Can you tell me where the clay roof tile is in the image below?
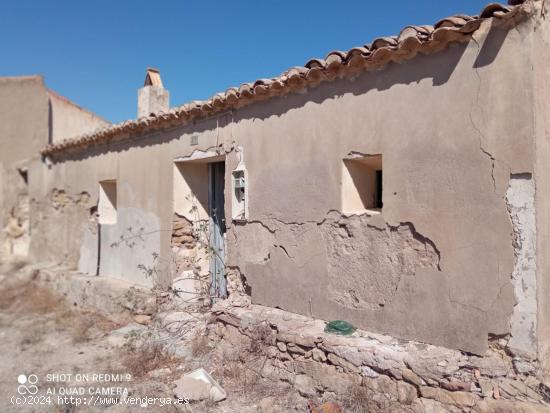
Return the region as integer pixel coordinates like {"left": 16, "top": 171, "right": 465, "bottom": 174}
{"left": 41, "top": 0, "right": 528, "bottom": 157}
{"left": 305, "top": 58, "right": 327, "bottom": 69}
{"left": 480, "top": 3, "right": 512, "bottom": 18}
{"left": 435, "top": 15, "right": 471, "bottom": 29}
{"left": 370, "top": 36, "right": 399, "bottom": 50}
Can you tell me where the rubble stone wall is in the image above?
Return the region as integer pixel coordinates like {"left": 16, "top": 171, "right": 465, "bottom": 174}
{"left": 212, "top": 304, "right": 550, "bottom": 413}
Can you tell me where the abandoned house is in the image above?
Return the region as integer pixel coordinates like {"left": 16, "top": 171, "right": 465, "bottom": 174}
{"left": 0, "top": 75, "right": 109, "bottom": 257}
{"left": 3, "top": 0, "right": 550, "bottom": 386}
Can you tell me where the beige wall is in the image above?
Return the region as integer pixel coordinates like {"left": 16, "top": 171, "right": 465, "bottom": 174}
{"left": 533, "top": 5, "right": 550, "bottom": 383}
{"left": 48, "top": 90, "right": 110, "bottom": 143}
{"left": 0, "top": 76, "right": 48, "bottom": 258}
{"left": 0, "top": 76, "right": 48, "bottom": 164}
{"left": 32, "top": 13, "right": 542, "bottom": 357}
{"left": 0, "top": 76, "right": 110, "bottom": 262}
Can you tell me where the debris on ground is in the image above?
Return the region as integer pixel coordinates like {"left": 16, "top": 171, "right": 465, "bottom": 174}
{"left": 307, "top": 400, "right": 343, "bottom": 413}
{"left": 174, "top": 367, "right": 226, "bottom": 402}
{"left": 324, "top": 320, "right": 356, "bottom": 336}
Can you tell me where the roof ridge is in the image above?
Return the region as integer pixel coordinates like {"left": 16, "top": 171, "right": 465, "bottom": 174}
{"left": 42, "top": 0, "right": 529, "bottom": 157}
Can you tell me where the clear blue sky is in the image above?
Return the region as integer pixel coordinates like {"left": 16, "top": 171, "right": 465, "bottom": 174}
{"left": 1, "top": 0, "right": 493, "bottom": 123}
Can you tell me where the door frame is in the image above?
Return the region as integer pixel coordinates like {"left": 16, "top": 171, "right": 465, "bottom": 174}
{"left": 173, "top": 152, "right": 227, "bottom": 300}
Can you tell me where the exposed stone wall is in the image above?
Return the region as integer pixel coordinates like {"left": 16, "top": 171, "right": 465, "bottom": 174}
{"left": 50, "top": 188, "right": 90, "bottom": 211}
{"left": 171, "top": 213, "right": 211, "bottom": 305}
{"left": 1, "top": 164, "right": 30, "bottom": 259}
{"left": 322, "top": 217, "right": 440, "bottom": 310}
{"left": 171, "top": 213, "right": 196, "bottom": 250}
{"left": 211, "top": 304, "right": 550, "bottom": 413}
{"left": 3, "top": 195, "right": 29, "bottom": 257}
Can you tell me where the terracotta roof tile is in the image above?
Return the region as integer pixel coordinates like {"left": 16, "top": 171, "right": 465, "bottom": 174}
{"left": 480, "top": 3, "right": 513, "bottom": 18}
{"left": 42, "top": 0, "right": 530, "bottom": 157}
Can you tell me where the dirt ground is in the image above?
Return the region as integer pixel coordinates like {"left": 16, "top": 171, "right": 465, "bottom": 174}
{"left": 0, "top": 262, "right": 309, "bottom": 413}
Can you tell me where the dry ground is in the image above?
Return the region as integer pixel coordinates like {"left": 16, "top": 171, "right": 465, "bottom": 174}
{"left": 0, "top": 262, "right": 309, "bottom": 413}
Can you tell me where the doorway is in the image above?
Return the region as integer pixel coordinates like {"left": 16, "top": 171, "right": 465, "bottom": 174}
{"left": 172, "top": 156, "right": 227, "bottom": 300}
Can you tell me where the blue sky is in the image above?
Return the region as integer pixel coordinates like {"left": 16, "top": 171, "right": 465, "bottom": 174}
{"left": 1, "top": 1, "right": 492, "bottom": 123}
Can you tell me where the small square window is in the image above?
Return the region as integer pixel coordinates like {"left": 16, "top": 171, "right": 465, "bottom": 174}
{"left": 98, "top": 180, "right": 117, "bottom": 224}
{"left": 342, "top": 154, "right": 382, "bottom": 214}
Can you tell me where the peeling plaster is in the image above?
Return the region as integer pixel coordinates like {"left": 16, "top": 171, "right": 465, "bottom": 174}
{"left": 231, "top": 211, "right": 443, "bottom": 332}
{"left": 23, "top": 14, "right": 539, "bottom": 357}
{"left": 173, "top": 148, "right": 224, "bottom": 163}
{"left": 322, "top": 215, "right": 441, "bottom": 310}
{"left": 506, "top": 173, "right": 537, "bottom": 359}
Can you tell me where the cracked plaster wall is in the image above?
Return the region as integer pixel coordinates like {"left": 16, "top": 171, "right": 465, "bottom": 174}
{"left": 30, "top": 145, "right": 172, "bottom": 287}
{"left": 0, "top": 76, "right": 48, "bottom": 261}
{"left": 31, "top": 121, "right": 227, "bottom": 287}
{"left": 224, "top": 16, "right": 537, "bottom": 355}
{"left": 35, "top": 13, "right": 541, "bottom": 355}
{"left": 0, "top": 75, "right": 113, "bottom": 268}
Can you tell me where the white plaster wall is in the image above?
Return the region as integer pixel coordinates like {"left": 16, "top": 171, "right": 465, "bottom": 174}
{"left": 506, "top": 174, "right": 537, "bottom": 359}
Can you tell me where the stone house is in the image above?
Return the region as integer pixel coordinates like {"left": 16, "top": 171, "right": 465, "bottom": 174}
{"left": 0, "top": 75, "right": 109, "bottom": 258}
{"left": 5, "top": 0, "right": 550, "bottom": 380}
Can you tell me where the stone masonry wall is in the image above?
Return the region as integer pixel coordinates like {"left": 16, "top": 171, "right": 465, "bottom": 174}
{"left": 210, "top": 303, "right": 550, "bottom": 413}
{"left": 171, "top": 213, "right": 197, "bottom": 277}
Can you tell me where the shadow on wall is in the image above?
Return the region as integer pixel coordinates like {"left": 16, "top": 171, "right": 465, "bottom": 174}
{"left": 49, "top": 23, "right": 509, "bottom": 163}
{"left": 474, "top": 20, "right": 510, "bottom": 68}
{"left": 174, "top": 162, "right": 209, "bottom": 218}
{"left": 49, "top": 40, "right": 478, "bottom": 164}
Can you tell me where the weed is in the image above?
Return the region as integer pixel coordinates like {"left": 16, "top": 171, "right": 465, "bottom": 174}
{"left": 122, "top": 342, "right": 176, "bottom": 379}
{"left": 347, "top": 385, "right": 370, "bottom": 412}
{"left": 191, "top": 333, "right": 210, "bottom": 358}
{"left": 248, "top": 322, "right": 275, "bottom": 355}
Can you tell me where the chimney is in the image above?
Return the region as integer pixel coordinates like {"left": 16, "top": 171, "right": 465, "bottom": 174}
{"left": 137, "top": 68, "right": 169, "bottom": 118}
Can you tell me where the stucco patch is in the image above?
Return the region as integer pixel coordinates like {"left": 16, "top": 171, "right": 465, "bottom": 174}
{"left": 321, "top": 215, "right": 440, "bottom": 310}
{"left": 227, "top": 221, "right": 277, "bottom": 266}
{"left": 506, "top": 173, "right": 537, "bottom": 359}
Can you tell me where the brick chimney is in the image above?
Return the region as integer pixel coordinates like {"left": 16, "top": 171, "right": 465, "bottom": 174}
{"left": 137, "top": 68, "right": 169, "bottom": 118}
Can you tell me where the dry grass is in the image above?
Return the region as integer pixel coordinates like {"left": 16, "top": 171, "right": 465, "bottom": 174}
{"left": 65, "top": 311, "right": 120, "bottom": 343}
{"left": 69, "top": 315, "right": 96, "bottom": 343}
{"left": 342, "top": 384, "right": 372, "bottom": 413}
{"left": 0, "top": 274, "right": 119, "bottom": 343}
{"left": 341, "top": 383, "right": 394, "bottom": 413}
{"left": 220, "top": 359, "right": 259, "bottom": 388}
{"left": 212, "top": 322, "right": 277, "bottom": 393}
{"left": 248, "top": 322, "right": 275, "bottom": 355}
{"left": 0, "top": 274, "right": 60, "bottom": 313}
{"left": 122, "top": 342, "right": 177, "bottom": 379}
{"left": 190, "top": 331, "right": 211, "bottom": 358}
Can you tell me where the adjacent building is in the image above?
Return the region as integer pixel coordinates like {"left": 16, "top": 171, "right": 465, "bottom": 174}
{"left": 0, "top": 75, "right": 109, "bottom": 258}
